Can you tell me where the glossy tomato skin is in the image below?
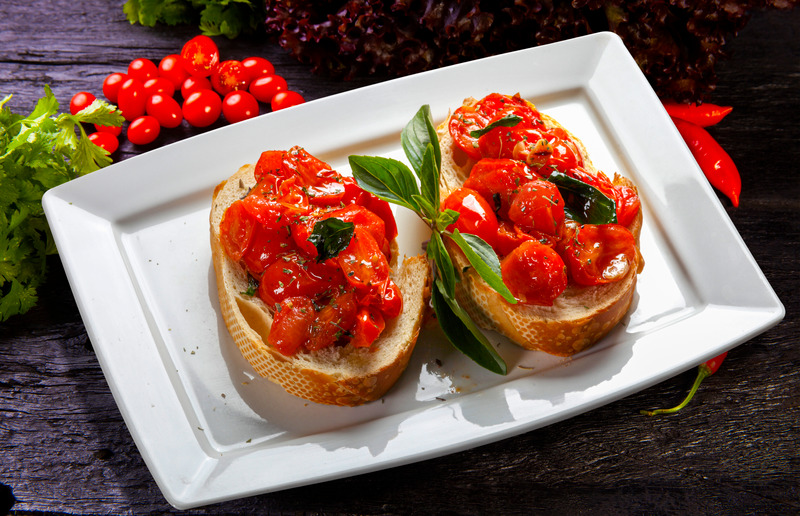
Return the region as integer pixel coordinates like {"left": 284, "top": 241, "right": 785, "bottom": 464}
{"left": 222, "top": 91, "right": 259, "bottom": 123}
{"left": 306, "top": 291, "right": 358, "bottom": 351}
{"left": 219, "top": 200, "right": 255, "bottom": 262}
{"left": 158, "top": 54, "right": 189, "bottom": 90}
{"left": 180, "top": 35, "right": 219, "bottom": 77}
{"left": 271, "top": 90, "right": 305, "bottom": 111}
{"left": 88, "top": 131, "right": 118, "bottom": 154}
{"left": 211, "top": 60, "right": 249, "bottom": 96}
{"left": 143, "top": 77, "right": 174, "bottom": 98}
{"left": 337, "top": 227, "right": 390, "bottom": 304}
{"left": 501, "top": 240, "right": 568, "bottom": 306}
{"left": 102, "top": 73, "right": 127, "bottom": 103}
{"left": 507, "top": 179, "right": 565, "bottom": 235}
{"left": 267, "top": 296, "right": 314, "bottom": 355}
{"left": 94, "top": 123, "right": 122, "bottom": 136}
{"left": 69, "top": 91, "right": 96, "bottom": 115}
{"left": 127, "top": 58, "right": 158, "bottom": 83}
{"left": 182, "top": 89, "right": 221, "bottom": 127}
{"left": 464, "top": 158, "right": 537, "bottom": 219}
{"left": 249, "top": 74, "right": 287, "bottom": 103}
{"left": 117, "top": 78, "right": 146, "bottom": 122}
{"left": 127, "top": 115, "right": 160, "bottom": 145}
{"left": 559, "top": 222, "right": 637, "bottom": 286}
{"left": 241, "top": 57, "right": 275, "bottom": 82}
{"left": 258, "top": 253, "right": 346, "bottom": 308}
{"left": 146, "top": 94, "right": 183, "bottom": 129}
{"left": 180, "top": 75, "right": 212, "bottom": 99}
{"left": 442, "top": 187, "right": 500, "bottom": 248}
{"left": 350, "top": 307, "right": 385, "bottom": 348}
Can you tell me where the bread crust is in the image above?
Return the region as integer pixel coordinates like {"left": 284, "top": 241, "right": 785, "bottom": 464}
{"left": 438, "top": 96, "right": 643, "bottom": 356}
{"left": 211, "top": 163, "right": 430, "bottom": 405}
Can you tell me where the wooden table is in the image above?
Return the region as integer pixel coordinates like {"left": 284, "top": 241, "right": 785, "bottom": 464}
{"left": 2, "top": 2, "right": 798, "bottom": 514}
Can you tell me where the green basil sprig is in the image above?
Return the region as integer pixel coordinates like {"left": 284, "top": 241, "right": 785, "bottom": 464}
{"left": 547, "top": 171, "right": 618, "bottom": 224}
{"left": 349, "top": 105, "right": 517, "bottom": 375}
{"left": 468, "top": 114, "right": 522, "bottom": 138}
{"left": 308, "top": 217, "right": 355, "bottom": 262}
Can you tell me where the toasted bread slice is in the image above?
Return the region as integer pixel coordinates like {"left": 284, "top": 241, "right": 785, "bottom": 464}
{"left": 210, "top": 163, "right": 430, "bottom": 405}
{"left": 438, "top": 97, "right": 643, "bottom": 357}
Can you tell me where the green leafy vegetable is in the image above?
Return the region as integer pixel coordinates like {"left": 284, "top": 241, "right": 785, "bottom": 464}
{"left": 123, "top": 0, "right": 264, "bottom": 39}
{"left": 547, "top": 170, "right": 618, "bottom": 224}
{"left": 0, "top": 86, "right": 123, "bottom": 321}
{"left": 349, "top": 105, "right": 515, "bottom": 374}
{"left": 469, "top": 114, "right": 522, "bottom": 138}
{"left": 307, "top": 217, "right": 355, "bottom": 262}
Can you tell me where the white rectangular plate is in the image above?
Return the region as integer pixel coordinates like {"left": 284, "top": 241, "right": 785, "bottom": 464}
{"left": 43, "top": 33, "right": 784, "bottom": 509}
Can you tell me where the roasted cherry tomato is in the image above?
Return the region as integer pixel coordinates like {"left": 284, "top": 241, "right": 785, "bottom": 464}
{"left": 306, "top": 291, "right": 358, "bottom": 351}
{"left": 102, "top": 73, "right": 127, "bottom": 103}
{"left": 127, "top": 58, "right": 158, "bottom": 83}
{"left": 158, "top": 54, "right": 190, "bottom": 90}
{"left": 464, "top": 158, "right": 538, "bottom": 219}
{"left": 180, "top": 35, "right": 219, "bottom": 77}
{"left": 258, "top": 253, "right": 345, "bottom": 307}
{"left": 88, "top": 131, "right": 118, "bottom": 154}
{"left": 442, "top": 187, "right": 500, "bottom": 248}
{"left": 117, "top": 78, "right": 146, "bottom": 122}
{"left": 379, "top": 280, "right": 403, "bottom": 319}
{"left": 180, "top": 75, "right": 212, "bottom": 99}
{"left": 222, "top": 90, "right": 260, "bottom": 124}
{"left": 211, "top": 60, "right": 249, "bottom": 96}
{"left": 241, "top": 57, "right": 275, "bottom": 82}
{"left": 126, "top": 115, "right": 160, "bottom": 145}
{"left": 249, "top": 74, "right": 287, "bottom": 103}
{"left": 477, "top": 120, "right": 544, "bottom": 161}
{"left": 219, "top": 200, "right": 255, "bottom": 262}
{"left": 69, "top": 91, "right": 96, "bottom": 115}
{"left": 254, "top": 149, "right": 286, "bottom": 182}
{"left": 559, "top": 221, "right": 637, "bottom": 286}
{"left": 146, "top": 93, "right": 183, "bottom": 129}
{"left": 271, "top": 90, "right": 305, "bottom": 111}
{"left": 268, "top": 296, "right": 315, "bottom": 355}
{"left": 143, "top": 77, "right": 175, "bottom": 99}
{"left": 337, "top": 227, "right": 390, "bottom": 303}
{"left": 182, "top": 89, "right": 221, "bottom": 128}
{"left": 350, "top": 307, "right": 386, "bottom": 348}
{"left": 507, "top": 179, "right": 565, "bottom": 235}
{"left": 501, "top": 240, "right": 568, "bottom": 306}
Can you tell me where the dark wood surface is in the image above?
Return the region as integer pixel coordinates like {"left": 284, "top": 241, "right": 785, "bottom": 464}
{"left": 2, "top": 2, "right": 798, "bottom": 514}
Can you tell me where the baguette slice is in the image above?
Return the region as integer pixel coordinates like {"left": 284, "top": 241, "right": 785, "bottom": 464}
{"left": 438, "top": 96, "right": 644, "bottom": 357}
{"left": 210, "top": 163, "right": 431, "bottom": 406}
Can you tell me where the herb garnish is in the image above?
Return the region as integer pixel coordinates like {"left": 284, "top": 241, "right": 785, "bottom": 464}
{"left": 349, "top": 105, "right": 515, "bottom": 375}
{"left": 546, "top": 171, "right": 617, "bottom": 224}
{"left": 307, "top": 217, "right": 355, "bottom": 262}
{"left": 468, "top": 114, "right": 522, "bottom": 138}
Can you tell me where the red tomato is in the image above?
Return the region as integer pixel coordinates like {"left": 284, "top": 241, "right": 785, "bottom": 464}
{"left": 501, "top": 240, "right": 568, "bottom": 306}
{"left": 146, "top": 94, "right": 183, "bottom": 129}
{"left": 127, "top": 58, "right": 158, "bottom": 83}
{"left": 126, "top": 115, "right": 160, "bottom": 145}
{"left": 248, "top": 74, "right": 287, "bottom": 103}
{"left": 117, "top": 78, "right": 146, "bottom": 122}
{"left": 93, "top": 123, "right": 122, "bottom": 136}
{"left": 180, "top": 75, "right": 212, "bottom": 99}
{"left": 267, "top": 296, "right": 315, "bottom": 355}
{"left": 211, "top": 60, "right": 249, "bottom": 96}
{"left": 559, "top": 222, "right": 638, "bottom": 286}
{"left": 182, "top": 89, "right": 221, "bottom": 128}
{"left": 570, "top": 168, "right": 641, "bottom": 227}
{"left": 222, "top": 90, "right": 260, "bottom": 123}
{"left": 306, "top": 291, "right": 358, "bottom": 351}
{"left": 219, "top": 200, "right": 255, "bottom": 262}
{"left": 180, "top": 35, "right": 219, "bottom": 77}
{"left": 477, "top": 121, "right": 544, "bottom": 160}
{"left": 544, "top": 133, "right": 584, "bottom": 173}
{"left": 254, "top": 149, "right": 286, "bottom": 183}
{"left": 143, "top": 77, "right": 175, "bottom": 99}
{"left": 463, "top": 158, "right": 537, "bottom": 218}
{"left": 507, "top": 179, "right": 565, "bottom": 235}
{"left": 337, "top": 227, "right": 391, "bottom": 302}
{"left": 441, "top": 187, "right": 500, "bottom": 248}
{"left": 69, "top": 91, "right": 96, "bottom": 115}
{"left": 102, "top": 73, "right": 127, "bottom": 103}
{"left": 379, "top": 280, "right": 403, "bottom": 319}
{"left": 271, "top": 90, "right": 305, "bottom": 111}
{"left": 350, "top": 307, "right": 385, "bottom": 348}
{"left": 258, "top": 253, "right": 345, "bottom": 307}
{"left": 158, "top": 54, "right": 189, "bottom": 90}
{"left": 494, "top": 221, "right": 535, "bottom": 257}
{"left": 87, "top": 131, "right": 118, "bottom": 154}
{"left": 241, "top": 57, "right": 275, "bottom": 82}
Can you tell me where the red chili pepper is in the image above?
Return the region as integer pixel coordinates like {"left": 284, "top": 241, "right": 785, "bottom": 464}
{"left": 672, "top": 117, "right": 741, "bottom": 207}
{"left": 663, "top": 101, "right": 733, "bottom": 127}
{"left": 640, "top": 351, "right": 728, "bottom": 416}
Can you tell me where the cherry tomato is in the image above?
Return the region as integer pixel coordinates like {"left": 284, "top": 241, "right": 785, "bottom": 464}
{"left": 501, "top": 240, "right": 568, "bottom": 306}
{"left": 379, "top": 280, "right": 403, "bottom": 319}
{"left": 143, "top": 77, "right": 175, "bottom": 99}
{"left": 442, "top": 187, "right": 500, "bottom": 248}
{"left": 127, "top": 58, "right": 158, "bottom": 83}
{"left": 146, "top": 93, "right": 183, "bottom": 129}
{"left": 494, "top": 221, "right": 535, "bottom": 257}
{"left": 182, "top": 89, "right": 221, "bottom": 128}
{"left": 507, "top": 179, "right": 565, "bottom": 235}
{"left": 126, "top": 115, "right": 160, "bottom": 145}
{"left": 180, "top": 35, "right": 219, "bottom": 77}
{"left": 350, "top": 307, "right": 385, "bottom": 348}
{"left": 306, "top": 291, "right": 358, "bottom": 351}
{"left": 87, "top": 131, "right": 118, "bottom": 154}
{"left": 337, "top": 227, "right": 391, "bottom": 303}
{"left": 464, "top": 158, "right": 537, "bottom": 218}
{"left": 102, "top": 73, "right": 127, "bottom": 103}
{"left": 268, "top": 296, "right": 315, "bottom": 355}
{"left": 180, "top": 75, "right": 212, "bottom": 99}
{"left": 222, "top": 90, "right": 259, "bottom": 123}
{"left": 544, "top": 132, "right": 584, "bottom": 173}
{"left": 211, "top": 60, "right": 249, "bottom": 96}
{"left": 248, "top": 74, "right": 287, "bottom": 103}
{"left": 219, "top": 200, "right": 255, "bottom": 262}
{"left": 93, "top": 123, "right": 122, "bottom": 136}
{"left": 69, "top": 91, "right": 96, "bottom": 115}
{"left": 477, "top": 120, "right": 544, "bottom": 160}
{"left": 254, "top": 149, "right": 287, "bottom": 183}
{"left": 117, "top": 78, "right": 146, "bottom": 122}
{"left": 158, "top": 54, "right": 189, "bottom": 90}
{"left": 241, "top": 57, "right": 275, "bottom": 82}
{"left": 559, "top": 222, "right": 637, "bottom": 286}
{"left": 258, "top": 252, "right": 345, "bottom": 307}
{"left": 271, "top": 90, "right": 305, "bottom": 111}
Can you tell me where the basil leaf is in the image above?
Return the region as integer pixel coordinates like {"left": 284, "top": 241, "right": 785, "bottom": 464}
{"left": 419, "top": 142, "right": 440, "bottom": 209}
{"left": 401, "top": 104, "right": 441, "bottom": 177}
{"left": 469, "top": 114, "right": 522, "bottom": 138}
{"left": 431, "top": 280, "right": 507, "bottom": 375}
{"left": 435, "top": 208, "right": 460, "bottom": 233}
{"left": 547, "top": 171, "right": 618, "bottom": 224}
{"left": 349, "top": 154, "right": 421, "bottom": 212}
{"left": 427, "top": 231, "right": 456, "bottom": 299}
{"left": 412, "top": 194, "right": 437, "bottom": 221}
{"left": 449, "top": 230, "right": 516, "bottom": 304}
{"left": 307, "top": 217, "right": 355, "bottom": 262}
